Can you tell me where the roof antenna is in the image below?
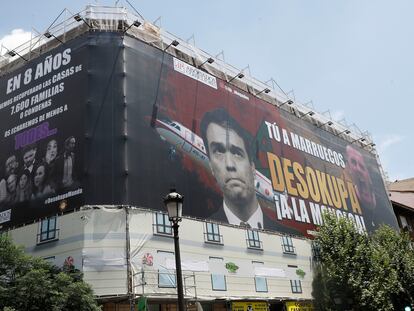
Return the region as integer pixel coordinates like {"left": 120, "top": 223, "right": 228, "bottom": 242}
{"left": 186, "top": 34, "right": 195, "bottom": 46}
{"left": 215, "top": 50, "right": 225, "bottom": 61}
{"left": 153, "top": 16, "right": 162, "bottom": 28}
{"left": 125, "top": 0, "right": 145, "bottom": 20}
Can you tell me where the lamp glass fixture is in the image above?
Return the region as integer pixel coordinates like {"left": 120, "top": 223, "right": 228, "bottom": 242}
{"left": 164, "top": 190, "right": 183, "bottom": 221}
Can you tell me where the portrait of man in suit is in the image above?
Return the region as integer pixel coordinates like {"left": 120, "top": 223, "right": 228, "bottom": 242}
{"left": 22, "top": 145, "right": 37, "bottom": 175}
{"left": 200, "top": 107, "right": 277, "bottom": 230}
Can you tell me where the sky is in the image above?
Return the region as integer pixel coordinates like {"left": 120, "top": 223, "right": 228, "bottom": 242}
{"left": 0, "top": 0, "right": 413, "bottom": 181}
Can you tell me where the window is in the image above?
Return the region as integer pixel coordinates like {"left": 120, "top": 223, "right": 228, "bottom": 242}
{"left": 154, "top": 212, "right": 172, "bottom": 235}
{"left": 170, "top": 122, "right": 181, "bottom": 131}
{"left": 158, "top": 269, "right": 176, "bottom": 288}
{"left": 255, "top": 276, "right": 268, "bottom": 292}
{"left": 290, "top": 279, "right": 302, "bottom": 293}
{"left": 205, "top": 222, "right": 222, "bottom": 243}
{"left": 210, "top": 257, "right": 226, "bottom": 291}
{"left": 253, "top": 261, "right": 268, "bottom": 292}
{"left": 38, "top": 216, "right": 58, "bottom": 243}
{"left": 157, "top": 251, "right": 176, "bottom": 288}
{"left": 399, "top": 215, "right": 411, "bottom": 231}
{"left": 247, "top": 230, "right": 262, "bottom": 249}
{"left": 311, "top": 242, "right": 321, "bottom": 262}
{"left": 282, "top": 236, "right": 295, "bottom": 254}
{"left": 211, "top": 274, "right": 227, "bottom": 291}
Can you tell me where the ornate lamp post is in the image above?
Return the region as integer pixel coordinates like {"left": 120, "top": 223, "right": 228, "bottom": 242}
{"left": 164, "top": 189, "right": 185, "bottom": 311}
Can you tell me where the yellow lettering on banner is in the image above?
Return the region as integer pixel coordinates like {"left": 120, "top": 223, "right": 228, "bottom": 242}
{"left": 337, "top": 178, "right": 349, "bottom": 211}
{"left": 283, "top": 158, "right": 297, "bottom": 196}
{"left": 315, "top": 170, "right": 333, "bottom": 206}
{"left": 293, "top": 162, "right": 309, "bottom": 199}
{"left": 285, "top": 301, "right": 314, "bottom": 311}
{"left": 305, "top": 167, "right": 320, "bottom": 202}
{"left": 327, "top": 175, "right": 342, "bottom": 209}
{"left": 267, "top": 152, "right": 285, "bottom": 192}
{"left": 266, "top": 152, "right": 363, "bottom": 216}
{"left": 348, "top": 181, "right": 362, "bottom": 214}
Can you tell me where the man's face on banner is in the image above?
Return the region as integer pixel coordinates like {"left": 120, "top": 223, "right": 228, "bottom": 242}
{"left": 23, "top": 148, "right": 36, "bottom": 168}
{"left": 66, "top": 137, "right": 76, "bottom": 152}
{"left": 346, "top": 145, "right": 375, "bottom": 207}
{"left": 206, "top": 123, "right": 256, "bottom": 206}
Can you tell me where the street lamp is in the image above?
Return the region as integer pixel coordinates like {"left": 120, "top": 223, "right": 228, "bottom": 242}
{"left": 164, "top": 189, "right": 185, "bottom": 311}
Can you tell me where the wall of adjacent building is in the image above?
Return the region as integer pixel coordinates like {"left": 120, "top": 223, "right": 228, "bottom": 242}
{"left": 8, "top": 206, "right": 314, "bottom": 301}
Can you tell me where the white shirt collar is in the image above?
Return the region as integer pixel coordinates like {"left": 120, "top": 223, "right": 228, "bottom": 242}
{"left": 223, "top": 201, "right": 263, "bottom": 229}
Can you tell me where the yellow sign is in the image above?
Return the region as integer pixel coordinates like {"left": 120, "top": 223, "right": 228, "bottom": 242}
{"left": 285, "top": 301, "right": 314, "bottom": 311}
{"left": 232, "top": 302, "right": 268, "bottom": 311}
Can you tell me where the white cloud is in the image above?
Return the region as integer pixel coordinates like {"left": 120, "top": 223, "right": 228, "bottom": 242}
{"left": 0, "top": 29, "right": 32, "bottom": 56}
{"left": 377, "top": 134, "right": 404, "bottom": 153}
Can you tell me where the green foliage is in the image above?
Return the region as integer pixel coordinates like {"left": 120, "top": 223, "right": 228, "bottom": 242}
{"left": 296, "top": 268, "right": 306, "bottom": 279}
{"left": 0, "top": 234, "right": 101, "bottom": 311}
{"left": 225, "top": 262, "right": 239, "bottom": 273}
{"left": 312, "top": 213, "right": 414, "bottom": 311}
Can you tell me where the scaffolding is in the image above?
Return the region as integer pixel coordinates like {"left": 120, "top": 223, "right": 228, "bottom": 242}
{"left": 0, "top": 4, "right": 386, "bottom": 180}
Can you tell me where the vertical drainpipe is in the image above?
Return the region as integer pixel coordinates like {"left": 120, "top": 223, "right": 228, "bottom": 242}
{"left": 123, "top": 34, "right": 129, "bottom": 203}
{"left": 122, "top": 30, "right": 134, "bottom": 311}
{"left": 126, "top": 206, "right": 134, "bottom": 310}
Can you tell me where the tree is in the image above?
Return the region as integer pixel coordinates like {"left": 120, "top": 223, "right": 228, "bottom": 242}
{"left": 0, "top": 234, "right": 101, "bottom": 311}
{"left": 312, "top": 213, "right": 414, "bottom": 311}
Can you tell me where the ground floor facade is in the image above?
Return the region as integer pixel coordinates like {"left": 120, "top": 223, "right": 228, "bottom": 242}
{"left": 101, "top": 298, "right": 312, "bottom": 311}
{"left": 7, "top": 206, "right": 315, "bottom": 310}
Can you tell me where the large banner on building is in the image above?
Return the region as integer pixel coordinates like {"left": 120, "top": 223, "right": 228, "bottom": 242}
{"left": 125, "top": 37, "right": 398, "bottom": 236}
{"left": 0, "top": 40, "right": 87, "bottom": 229}
{"left": 0, "top": 33, "right": 397, "bottom": 235}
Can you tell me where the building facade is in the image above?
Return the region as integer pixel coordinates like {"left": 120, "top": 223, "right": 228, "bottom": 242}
{"left": 0, "top": 5, "right": 397, "bottom": 311}
{"left": 9, "top": 207, "right": 314, "bottom": 310}
{"left": 389, "top": 178, "right": 414, "bottom": 239}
